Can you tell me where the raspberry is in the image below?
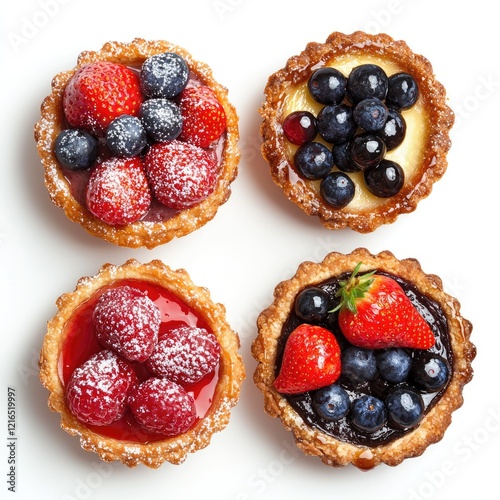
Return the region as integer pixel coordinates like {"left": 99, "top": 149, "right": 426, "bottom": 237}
{"left": 93, "top": 286, "right": 161, "bottom": 362}
{"left": 144, "top": 141, "right": 218, "bottom": 209}
{"left": 146, "top": 326, "right": 221, "bottom": 385}
{"left": 128, "top": 378, "right": 196, "bottom": 436}
{"left": 85, "top": 157, "right": 151, "bottom": 225}
{"left": 66, "top": 350, "right": 137, "bottom": 426}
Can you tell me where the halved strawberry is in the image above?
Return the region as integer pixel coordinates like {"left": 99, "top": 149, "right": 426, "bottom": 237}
{"left": 178, "top": 86, "right": 227, "bottom": 148}
{"left": 274, "top": 324, "right": 341, "bottom": 394}
{"left": 63, "top": 61, "right": 143, "bottom": 136}
{"left": 334, "top": 263, "right": 436, "bottom": 349}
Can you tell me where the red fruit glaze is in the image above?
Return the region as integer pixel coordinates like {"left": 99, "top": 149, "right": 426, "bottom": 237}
{"left": 66, "top": 350, "right": 138, "bottom": 426}
{"left": 85, "top": 157, "right": 151, "bottom": 225}
{"left": 274, "top": 324, "right": 341, "bottom": 394}
{"left": 59, "top": 279, "right": 219, "bottom": 443}
{"left": 178, "top": 86, "right": 227, "bottom": 148}
{"left": 128, "top": 378, "right": 196, "bottom": 436}
{"left": 93, "top": 286, "right": 160, "bottom": 362}
{"left": 144, "top": 141, "right": 218, "bottom": 209}
{"left": 147, "top": 326, "right": 221, "bottom": 385}
{"left": 63, "top": 61, "right": 143, "bottom": 136}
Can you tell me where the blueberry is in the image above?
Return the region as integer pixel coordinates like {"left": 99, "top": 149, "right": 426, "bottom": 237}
{"left": 386, "top": 387, "right": 424, "bottom": 429}
{"left": 294, "top": 142, "right": 333, "bottom": 179}
{"left": 283, "top": 111, "right": 317, "bottom": 145}
{"left": 386, "top": 72, "right": 419, "bottom": 110}
{"left": 349, "top": 132, "right": 386, "bottom": 170}
{"left": 320, "top": 171, "right": 355, "bottom": 208}
{"left": 377, "top": 349, "right": 412, "bottom": 383}
{"left": 54, "top": 128, "right": 98, "bottom": 170}
{"left": 312, "top": 384, "right": 350, "bottom": 421}
{"left": 106, "top": 115, "right": 147, "bottom": 158}
{"left": 295, "top": 286, "right": 331, "bottom": 322}
{"left": 353, "top": 98, "right": 388, "bottom": 131}
{"left": 308, "top": 67, "right": 347, "bottom": 105}
{"left": 342, "top": 347, "right": 377, "bottom": 383}
{"left": 411, "top": 353, "right": 450, "bottom": 392}
{"left": 332, "top": 141, "right": 359, "bottom": 173}
{"left": 139, "top": 98, "right": 183, "bottom": 142}
{"left": 347, "top": 64, "right": 388, "bottom": 103}
{"left": 140, "top": 52, "right": 189, "bottom": 99}
{"left": 377, "top": 108, "right": 406, "bottom": 151}
{"left": 317, "top": 104, "right": 357, "bottom": 144}
{"left": 350, "top": 395, "right": 387, "bottom": 433}
{"left": 364, "top": 159, "right": 404, "bottom": 198}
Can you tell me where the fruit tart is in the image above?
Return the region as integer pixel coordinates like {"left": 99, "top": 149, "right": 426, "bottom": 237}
{"left": 34, "top": 38, "right": 240, "bottom": 248}
{"left": 39, "top": 259, "right": 245, "bottom": 467}
{"left": 260, "top": 31, "right": 454, "bottom": 232}
{"left": 252, "top": 248, "right": 475, "bottom": 469}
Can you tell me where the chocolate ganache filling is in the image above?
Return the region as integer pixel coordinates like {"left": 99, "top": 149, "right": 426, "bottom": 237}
{"left": 276, "top": 271, "right": 452, "bottom": 447}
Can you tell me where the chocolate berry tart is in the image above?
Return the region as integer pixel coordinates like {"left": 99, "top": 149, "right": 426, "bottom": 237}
{"left": 39, "top": 259, "right": 245, "bottom": 467}
{"left": 260, "top": 32, "right": 454, "bottom": 232}
{"left": 252, "top": 248, "right": 475, "bottom": 469}
{"left": 34, "top": 39, "right": 239, "bottom": 248}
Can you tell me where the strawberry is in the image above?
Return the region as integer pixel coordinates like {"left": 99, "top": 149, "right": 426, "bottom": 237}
{"left": 63, "top": 61, "right": 143, "bottom": 136}
{"left": 334, "top": 263, "right": 436, "bottom": 349}
{"left": 178, "top": 86, "right": 227, "bottom": 147}
{"left": 274, "top": 324, "right": 341, "bottom": 394}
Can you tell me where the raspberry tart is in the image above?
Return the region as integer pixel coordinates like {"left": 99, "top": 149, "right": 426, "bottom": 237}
{"left": 252, "top": 248, "right": 475, "bottom": 469}
{"left": 34, "top": 39, "right": 239, "bottom": 248}
{"left": 260, "top": 32, "right": 454, "bottom": 232}
{"left": 39, "top": 259, "right": 245, "bottom": 467}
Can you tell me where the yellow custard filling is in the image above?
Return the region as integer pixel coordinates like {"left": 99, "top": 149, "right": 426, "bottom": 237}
{"left": 283, "top": 55, "right": 429, "bottom": 211}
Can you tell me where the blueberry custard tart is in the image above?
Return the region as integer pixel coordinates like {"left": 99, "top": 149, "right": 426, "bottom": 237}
{"left": 34, "top": 39, "right": 239, "bottom": 248}
{"left": 260, "top": 32, "right": 454, "bottom": 232}
{"left": 252, "top": 248, "right": 475, "bottom": 469}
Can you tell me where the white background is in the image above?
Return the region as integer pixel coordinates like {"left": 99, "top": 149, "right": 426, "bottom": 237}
{"left": 1, "top": 0, "right": 498, "bottom": 499}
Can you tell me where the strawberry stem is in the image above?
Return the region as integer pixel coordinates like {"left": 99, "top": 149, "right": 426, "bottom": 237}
{"left": 331, "top": 262, "right": 376, "bottom": 314}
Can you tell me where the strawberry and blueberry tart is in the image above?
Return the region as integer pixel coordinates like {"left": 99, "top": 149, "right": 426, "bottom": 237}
{"left": 260, "top": 32, "right": 454, "bottom": 232}
{"left": 252, "top": 248, "right": 475, "bottom": 469}
{"left": 34, "top": 39, "right": 239, "bottom": 248}
{"left": 39, "top": 259, "right": 245, "bottom": 467}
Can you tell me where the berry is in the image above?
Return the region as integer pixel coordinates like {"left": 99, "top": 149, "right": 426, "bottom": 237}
{"left": 307, "top": 67, "right": 347, "bottom": 105}
{"left": 334, "top": 264, "right": 436, "bottom": 349}
{"left": 341, "top": 346, "right": 377, "bottom": 384}
{"left": 283, "top": 111, "right": 317, "bottom": 145}
{"left": 63, "top": 61, "right": 143, "bottom": 136}
{"left": 386, "top": 387, "right": 424, "bottom": 429}
{"left": 353, "top": 98, "right": 388, "bottom": 132}
{"left": 85, "top": 157, "right": 151, "bottom": 225}
{"left": 312, "top": 384, "right": 350, "bottom": 421}
{"left": 139, "top": 98, "right": 183, "bottom": 142}
{"left": 294, "top": 286, "right": 331, "bottom": 323}
{"left": 178, "top": 86, "right": 227, "bottom": 148}
{"left": 349, "top": 133, "right": 386, "bottom": 170}
{"left": 364, "top": 159, "right": 405, "bottom": 198}
{"left": 54, "top": 128, "right": 98, "bottom": 170}
{"left": 93, "top": 286, "right": 161, "bottom": 363}
{"left": 140, "top": 52, "right": 189, "bottom": 99}
{"left": 346, "top": 64, "right": 388, "bottom": 103}
{"left": 146, "top": 326, "right": 221, "bottom": 385}
{"left": 411, "top": 353, "right": 450, "bottom": 392}
{"left": 294, "top": 142, "right": 333, "bottom": 179}
{"left": 144, "top": 141, "right": 218, "bottom": 209}
{"left": 320, "top": 171, "right": 355, "bottom": 208}
{"left": 317, "top": 104, "right": 357, "bottom": 144}
{"left": 386, "top": 72, "right": 419, "bottom": 110}
{"left": 350, "top": 395, "right": 387, "bottom": 433}
{"left": 332, "top": 141, "right": 359, "bottom": 173}
{"left": 376, "top": 348, "right": 412, "bottom": 384}
{"left": 106, "top": 115, "right": 147, "bottom": 157}
{"left": 128, "top": 378, "right": 196, "bottom": 436}
{"left": 376, "top": 108, "right": 406, "bottom": 151}
{"left": 66, "top": 350, "right": 137, "bottom": 426}
{"left": 274, "top": 324, "right": 341, "bottom": 394}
